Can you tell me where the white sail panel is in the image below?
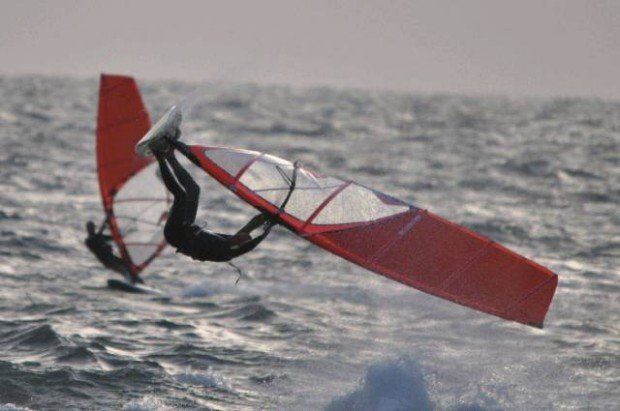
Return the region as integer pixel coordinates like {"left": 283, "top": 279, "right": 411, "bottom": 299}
{"left": 313, "top": 183, "right": 410, "bottom": 225}
{"left": 112, "top": 163, "right": 169, "bottom": 266}
{"left": 204, "top": 147, "right": 259, "bottom": 177}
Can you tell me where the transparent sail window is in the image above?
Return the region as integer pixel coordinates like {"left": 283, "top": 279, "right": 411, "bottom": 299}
{"left": 312, "top": 183, "right": 409, "bottom": 225}
{"left": 239, "top": 155, "right": 345, "bottom": 221}
{"left": 204, "top": 147, "right": 260, "bottom": 177}
{"left": 113, "top": 162, "right": 170, "bottom": 266}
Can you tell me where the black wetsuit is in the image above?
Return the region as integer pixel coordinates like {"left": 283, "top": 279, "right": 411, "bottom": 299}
{"left": 157, "top": 142, "right": 271, "bottom": 262}
{"left": 85, "top": 229, "right": 135, "bottom": 280}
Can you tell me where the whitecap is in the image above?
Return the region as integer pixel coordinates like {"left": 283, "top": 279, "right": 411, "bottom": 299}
{"left": 0, "top": 404, "right": 35, "bottom": 411}
{"left": 173, "top": 367, "right": 232, "bottom": 391}
{"left": 122, "top": 395, "right": 171, "bottom": 411}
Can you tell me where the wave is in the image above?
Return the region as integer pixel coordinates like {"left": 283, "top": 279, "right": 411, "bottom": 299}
{"left": 56, "top": 346, "right": 97, "bottom": 364}
{"left": 0, "top": 404, "right": 35, "bottom": 411}
{"left": 146, "top": 343, "right": 238, "bottom": 367}
{"left": 1, "top": 75, "right": 618, "bottom": 410}
{"left": 325, "top": 357, "right": 505, "bottom": 411}
{"left": 122, "top": 396, "right": 172, "bottom": 411}
{"left": 210, "top": 303, "right": 276, "bottom": 322}
{"left": 325, "top": 357, "right": 433, "bottom": 411}
{"left": 173, "top": 367, "right": 232, "bottom": 391}
{"left": 4, "top": 324, "right": 64, "bottom": 349}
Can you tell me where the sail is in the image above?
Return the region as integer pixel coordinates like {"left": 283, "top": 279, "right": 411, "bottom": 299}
{"left": 96, "top": 74, "right": 170, "bottom": 277}
{"left": 188, "top": 145, "right": 557, "bottom": 328}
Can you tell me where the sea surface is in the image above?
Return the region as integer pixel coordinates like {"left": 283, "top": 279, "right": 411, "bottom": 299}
{"left": 0, "top": 76, "right": 618, "bottom": 410}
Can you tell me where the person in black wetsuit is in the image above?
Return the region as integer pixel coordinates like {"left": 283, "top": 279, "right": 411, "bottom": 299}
{"left": 84, "top": 220, "right": 142, "bottom": 284}
{"left": 152, "top": 138, "right": 276, "bottom": 262}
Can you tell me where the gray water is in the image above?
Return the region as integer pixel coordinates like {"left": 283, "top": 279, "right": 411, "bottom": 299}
{"left": 0, "top": 76, "right": 618, "bottom": 410}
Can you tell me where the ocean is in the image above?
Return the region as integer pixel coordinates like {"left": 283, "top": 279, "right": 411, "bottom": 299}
{"left": 0, "top": 75, "right": 618, "bottom": 410}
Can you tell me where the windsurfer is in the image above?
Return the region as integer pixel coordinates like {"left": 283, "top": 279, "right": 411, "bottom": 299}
{"left": 152, "top": 138, "right": 280, "bottom": 262}
{"left": 85, "top": 220, "right": 142, "bottom": 284}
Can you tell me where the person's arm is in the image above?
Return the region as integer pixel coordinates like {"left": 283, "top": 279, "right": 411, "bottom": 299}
{"left": 226, "top": 229, "right": 271, "bottom": 258}
{"left": 95, "top": 218, "right": 114, "bottom": 240}
{"left": 228, "top": 214, "right": 274, "bottom": 247}
{"left": 235, "top": 214, "right": 268, "bottom": 236}
{"left": 97, "top": 217, "right": 109, "bottom": 235}
{"left": 225, "top": 213, "right": 271, "bottom": 247}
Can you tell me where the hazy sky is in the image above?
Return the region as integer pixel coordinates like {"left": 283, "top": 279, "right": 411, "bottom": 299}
{"left": 2, "top": 0, "right": 619, "bottom": 99}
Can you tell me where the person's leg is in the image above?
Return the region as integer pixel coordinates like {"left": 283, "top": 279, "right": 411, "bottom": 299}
{"left": 157, "top": 156, "right": 184, "bottom": 197}
{"left": 158, "top": 157, "right": 187, "bottom": 247}
{"left": 170, "top": 139, "right": 201, "bottom": 166}
{"left": 167, "top": 152, "right": 200, "bottom": 225}
{"left": 106, "top": 255, "right": 140, "bottom": 283}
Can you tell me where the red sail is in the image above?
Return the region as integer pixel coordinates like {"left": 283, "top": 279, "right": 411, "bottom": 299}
{"left": 96, "top": 74, "right": 169, "bottom": 276}
{"left": 189, "top": 145, "right": 557, "bottom": 328}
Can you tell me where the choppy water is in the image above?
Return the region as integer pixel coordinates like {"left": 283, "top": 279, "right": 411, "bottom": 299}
{"left": 0, "top": 75, "right": 618, "bottom": 410}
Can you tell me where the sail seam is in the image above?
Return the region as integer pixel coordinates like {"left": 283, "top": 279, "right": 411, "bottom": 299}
{"left": 438, "top": 241, "right": 493, "bottom": 291}
{"left": 503, "top": 273, "right": 557, "bottom": 316}
{"left": 369, "top": 208, "right": 423, "bottom": 264}
{"left": 234, "top": 153, "right": 264, "bottom": 182}
{"left": 302, "top": 181, "right": 352, "bottom": 229}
